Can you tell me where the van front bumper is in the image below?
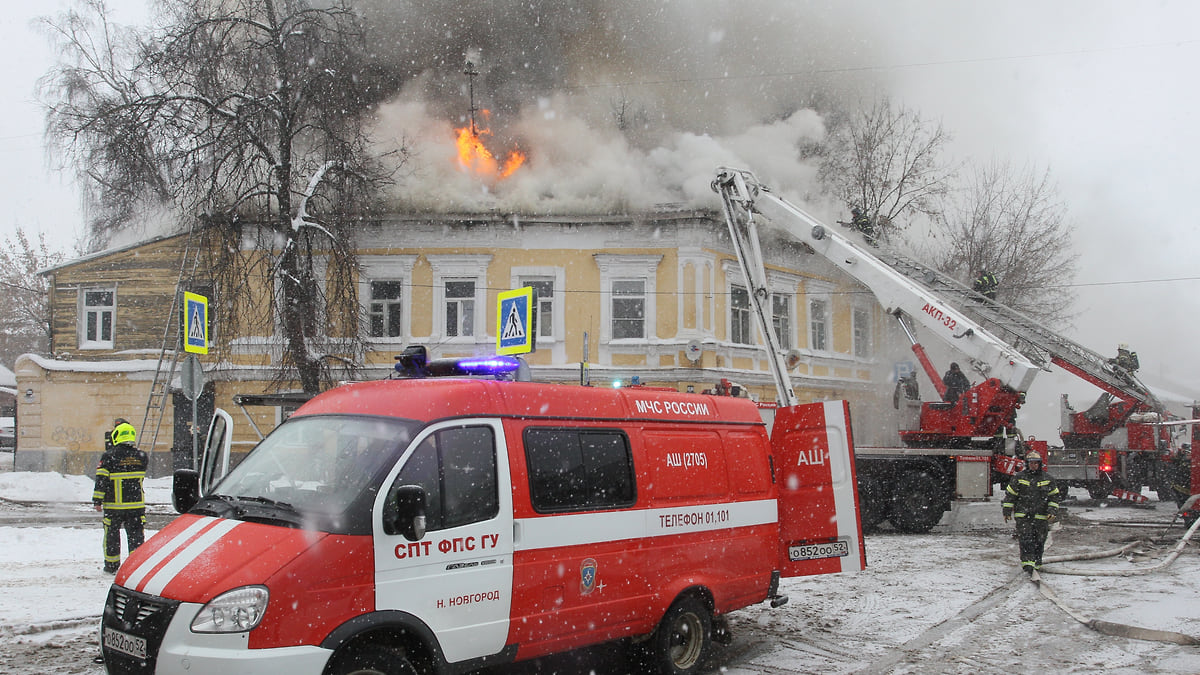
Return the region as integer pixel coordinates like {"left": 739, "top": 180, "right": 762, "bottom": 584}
{"left": 105, "top": 598, "right": 332, "bottom": 675}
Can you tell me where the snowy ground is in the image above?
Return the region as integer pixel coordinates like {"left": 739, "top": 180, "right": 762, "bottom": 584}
{"left": 1, "top": 460, "right": 1198, "bottom": 674}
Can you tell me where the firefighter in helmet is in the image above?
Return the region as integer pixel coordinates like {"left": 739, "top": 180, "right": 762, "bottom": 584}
{"left": 941, "top": 362, "right": 970, "bottom": 405}
{"left": 92, "top": 419, "right": 149, "bottom": 573}
{"left": 973, "top": 269, "right": 998, "bottom": 300}
{"left": 1111, "top": 344, "right": 1140, "bottom": 372}
{"left": 1002, "top": 450, "right": 1060, "bottom": 575}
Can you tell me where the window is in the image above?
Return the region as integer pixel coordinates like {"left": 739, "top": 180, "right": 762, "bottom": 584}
{"left": 513, "top": 267, "right": 565, "bottom": 345}
{"left": 730, "top": 285, "right": 751, "bottom": 345}
{"left": 594, "top": 254, "right": 661, "bottom": 343}
{"left": 524, "top": 428, "right": 635, "bottom": 512}
{"left": 80, "top": 287, "right": 116, "bottom": 349}
{"left": 810, "top": 298, "right": 829, "bottom": 351}
{"left": 360, "top": 255, "right": 416, "bottom": 341}
{"left": 772, "top": 293, "right": 792, "bottom": 349}
{"left": 212, "top": 415, "right": 417, "bottom": 536}
{"left": 445, "top": 280, "right": 476, "bottom": 337}
{"left": 523, "top": 278, "right": 555, "bottom": 340}
{"left": 369, "top": 281, "right": 404, "bottom": 338}
{"left": 611, "top": 280, "right": 646, "bottom": 339}
{"left": 390, "top": 425, "right": 498, "bottom": 532}
{"left": 853, "top": 307, "right": 872, "bottom": 358}
{"left": 427, "top": 254, "right": 490, "bottom": 343}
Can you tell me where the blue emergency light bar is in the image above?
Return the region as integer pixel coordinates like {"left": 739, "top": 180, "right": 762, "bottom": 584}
{"left": 451, "top": 356, "right": 522, "bottom": 375}
{"left": 394, "top": 346, "right": 522, "bottom": 379}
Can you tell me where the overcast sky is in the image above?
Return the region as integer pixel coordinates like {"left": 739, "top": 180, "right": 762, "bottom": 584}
{"left": 2, "top": 1, "right": 1198, "bottom": 436}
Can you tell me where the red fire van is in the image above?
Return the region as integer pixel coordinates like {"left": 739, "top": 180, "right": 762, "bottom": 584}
{"left": 98, "top": 356, "right": 864, "bottom": 674}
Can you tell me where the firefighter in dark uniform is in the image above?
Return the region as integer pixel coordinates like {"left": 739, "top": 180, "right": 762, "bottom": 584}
{"left": 941, "top": 362, "right": 970, "bottom": 405}
{"left": 92, "top": 420, "right": 148, "bottom": 573}
{"left": 850, "top": 207, "right": 877, "bottom": 245}
{"left": 1002, "top": 450, "right": 1060, "bottom": 574}
{"left": 1111, "top": 344, "right": 1140, "bottom": 372}
{"left": 973, "top": 270, "right": 998, "bottom": 300}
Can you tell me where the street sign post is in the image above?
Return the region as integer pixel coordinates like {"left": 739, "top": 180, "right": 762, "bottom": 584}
{"left": 497, "top": 286, "right": 537, "bottom": 355}
{"left": 179, "top": 354, "right": 206, "bottom": 469}
{"left": 183, "top": 292, "right": 209, "bottom": 354}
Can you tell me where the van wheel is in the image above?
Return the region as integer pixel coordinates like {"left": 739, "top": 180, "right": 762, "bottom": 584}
{"left": 650, "top": 597, "right": 712, "bottom": 675}
{"left": 331, "top": 645, "right": 419, "bottom": 675}
{"left": 888, "top": 470, "right": 944, "bottom": 534}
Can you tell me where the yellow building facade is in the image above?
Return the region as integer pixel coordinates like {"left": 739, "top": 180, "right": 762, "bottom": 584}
{"left": 16, "top": 210, "right": 885, "bottom": 474}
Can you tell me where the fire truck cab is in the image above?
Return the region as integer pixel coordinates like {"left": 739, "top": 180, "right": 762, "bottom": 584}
{"left": 98, "top": 354, "right": 864, "bottom": 674}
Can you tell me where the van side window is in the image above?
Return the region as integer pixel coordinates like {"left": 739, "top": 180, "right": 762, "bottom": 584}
{"left": 389, "top": 425, "right": 498, "bottom": 532}
{"left": 524, "top": 428, "right": 635, "bottom": 513}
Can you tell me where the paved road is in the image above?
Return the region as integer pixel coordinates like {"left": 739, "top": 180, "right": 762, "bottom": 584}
{"left": 0, "top": 498, "right": 178, "bottom": 529}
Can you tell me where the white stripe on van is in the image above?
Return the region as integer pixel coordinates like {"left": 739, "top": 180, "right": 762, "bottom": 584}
{"left": 124, "top": 517, "right": 222, "bottom": 591}
{"left": 515, "top": 498, "right": 777, "bottom": 551}
{"left": 134, "top": 518, "right": 243, "bottom": 596}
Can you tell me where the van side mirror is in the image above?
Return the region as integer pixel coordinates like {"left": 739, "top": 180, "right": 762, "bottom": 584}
{"left": 174, "top": 469, "right": 200, "bottom": 513}
{"left": 392, "top": 485, "right": 427, "bottom": 541}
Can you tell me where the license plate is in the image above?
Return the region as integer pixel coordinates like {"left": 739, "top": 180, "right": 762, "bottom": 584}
{"left": 103, "top": 626, "right": 147, "bottom": 660}
{"left": 789, "top": 539, "right": 850, "bottom": 561}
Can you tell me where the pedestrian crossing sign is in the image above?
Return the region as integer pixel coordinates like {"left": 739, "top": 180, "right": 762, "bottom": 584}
{"left": 183, "top": 291, "right": 209, "bottom": 354}
{"left": 497, "top": 286, "right": 536, "bottom": 355}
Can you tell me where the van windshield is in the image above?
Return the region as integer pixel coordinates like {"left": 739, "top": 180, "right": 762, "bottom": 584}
{"left": 202, "top": 415, "right": 419, "bottom": 535}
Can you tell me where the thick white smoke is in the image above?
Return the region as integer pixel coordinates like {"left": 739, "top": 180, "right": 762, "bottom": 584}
{"left": 372, "top": 97, "right": 831, "bottom": 214}
{"left": 358, "top": 0, "right": 884, "bottom": 216}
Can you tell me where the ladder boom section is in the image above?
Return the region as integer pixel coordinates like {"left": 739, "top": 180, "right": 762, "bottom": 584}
{"left": 717, "top": 176, "right": 800, "bottom": 407}
{"left": 871, "top": 242, "right": 1159, "bottom": 409}
{"left": 713, "top": 167, "right": 1041, "bottom": 394}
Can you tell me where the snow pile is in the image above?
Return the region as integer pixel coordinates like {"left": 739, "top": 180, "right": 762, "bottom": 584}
{"left": 0, "top": 471, "right": 172, "bottom": 504}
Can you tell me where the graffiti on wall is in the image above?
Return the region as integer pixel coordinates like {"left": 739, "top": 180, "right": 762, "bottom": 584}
{"left": 51, "top": 426, "right": 94, "bottom": 452}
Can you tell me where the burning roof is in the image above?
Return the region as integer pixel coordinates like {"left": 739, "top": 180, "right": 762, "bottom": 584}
{"left": 358, "top": 0, "right": 878, "bottom": 219}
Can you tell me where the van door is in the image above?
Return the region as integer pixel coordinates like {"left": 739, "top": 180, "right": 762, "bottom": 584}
{"left": 198, "top": 408, "right": 234, "bottom": 496}
{"left": 771, "top": 400, "right": 865, "bottom": 576}
{"left": 374, "top": 419, "right": 514, "bottom": 664}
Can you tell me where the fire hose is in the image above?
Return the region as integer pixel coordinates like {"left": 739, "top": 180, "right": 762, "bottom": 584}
{"left": 1032, "top": 499, "right": 1200, "bottom": 645}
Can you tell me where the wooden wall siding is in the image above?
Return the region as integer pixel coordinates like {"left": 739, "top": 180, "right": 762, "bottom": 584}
{"left": 49, "top": 233, "right": 195, "bottom": 355}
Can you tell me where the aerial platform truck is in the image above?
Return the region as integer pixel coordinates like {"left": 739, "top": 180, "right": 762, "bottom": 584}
{"left": 712, "top": 167, "right": 1176, "bottom": 533}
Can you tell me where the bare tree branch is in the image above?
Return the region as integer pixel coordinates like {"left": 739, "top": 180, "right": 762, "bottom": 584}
{"left": 0, "top": 230, "right": 67, "bottom": 365}
{"left": 41, "top": 0, "right": 398, "bottom": 392}
{"left": 820, "top": 97, "right": 957, "bottom": 242}
{"left": 930, "top": 160, "right": 1078, "bottom": 327}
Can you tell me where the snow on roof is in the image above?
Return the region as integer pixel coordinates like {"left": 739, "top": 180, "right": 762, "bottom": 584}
{"left": 36, "top": 230, "right": 188, "bottom": 276}
{"left": 19, "top": 353, "right": 164, "bottom": 373}
{"left": 0, "top": 364, "right": 14, "bottom": 387}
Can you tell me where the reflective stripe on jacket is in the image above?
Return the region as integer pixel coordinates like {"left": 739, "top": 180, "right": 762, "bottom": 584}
{"left": 1002, "top": 469, "right": 1060, "bottom": 520}
{"left": 93, "top": 443, "right": 149, "bottom": 509}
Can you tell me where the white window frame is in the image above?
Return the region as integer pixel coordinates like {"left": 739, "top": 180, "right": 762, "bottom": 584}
{"left": 730, "top": 284, "right": 752, "bottom": 345}
{"left": 595, "top": 254, "right": 661, "bottom": 343}
{"left": 721, "top": 261, "right": 754, "bottom": 347}
{"left": 511, "top": 266, "right": 565, "bottom": 344}
{"left": 369, "top": 281, "right": 405, "bottom": 338}
{"left": 428, "top": 255, "right": 491, "bottom": 345}
{"left": 772, "top": 292, "right": 793, "bottom": 350}
{"left": 853, "top": 304, "right": 873, "bottom": 359}
{"left": 444, "top": 279, "right": 477, "bottom": 338}
{"left": 765, "top": 270, "right": 800, "bottom": 352}
{"left": 79, "top": 286, "right": 117, "bottom": 349}
{"left": 359, "top": 255, "right": 417, "bottom": 343}
{"left": 806, "top": 280, "right": 834, "bottom": 353}
{"left": 611, "top": 279, "right": 648, "bottom": 339}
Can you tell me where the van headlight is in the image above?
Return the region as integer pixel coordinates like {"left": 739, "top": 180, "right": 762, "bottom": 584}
{"left": 190, "top": 586, "right": 269, "bottom": 633}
